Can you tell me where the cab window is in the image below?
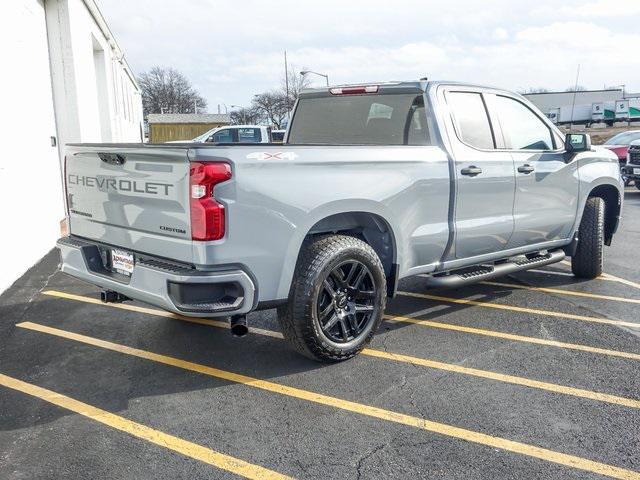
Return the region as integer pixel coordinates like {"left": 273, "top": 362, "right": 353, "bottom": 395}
{"left": 209, "top": 129, "right": 234, "bottom": 143}
{"left": 237, "top": 128, "right": 262, "bottom": 143}
{"left": 495, "top": 96, "right": 554, "bottom": 150}
{"left": 447, "top": 92, "right": 495, "bottom": 150}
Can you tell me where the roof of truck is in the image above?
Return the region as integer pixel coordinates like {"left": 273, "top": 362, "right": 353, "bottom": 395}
{"left": 298, "top": 80, "right": 510, "bottom": 97}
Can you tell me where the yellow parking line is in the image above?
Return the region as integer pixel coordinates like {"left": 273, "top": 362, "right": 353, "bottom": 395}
{"left": 396, "top": 291, "right": 640, "bottom": 329}
{"left": 525, "top": 269, "right": 577, "bottom": 278}
{"left": 0, "top": 372, "right": 291, "bottom": 480}
{"left": 37, "top": 291, "right": 640, "bottom": 409}
{"left": 43, "top": 289, "right": 640, "bottom": 361}
{"left": 383, "top": 314, "right": 640, "bottom": 361}
{"left": 361, "top": 348, "right": 640, "bottom": 409}
{"left": 41, "top": 290, "right": 281, "bottom": 339}
{"left": 16, "top": 322, "right": 640, "bottom": 480}
{"left": 601, "top": 273, "right": 640, "bottom": 291}
{"left": 480, "top": 281, "right": 640, "bottom": 305}
{"left": 557, "top": 261, "right": 640, "bottom": 291}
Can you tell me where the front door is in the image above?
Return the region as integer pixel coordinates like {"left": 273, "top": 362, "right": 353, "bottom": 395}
{"left": 488, "top": 94, "right": 579, "bottom": 248}
{"left": 444, "top": 90, "right": 516, "bottom": 259}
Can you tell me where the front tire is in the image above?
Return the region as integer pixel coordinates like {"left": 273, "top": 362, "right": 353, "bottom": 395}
{"left": 277, "top": 235, "right": 386, "bottom": 362}
{"left": 571, "top": 197, "right": 605, "bottom": 279}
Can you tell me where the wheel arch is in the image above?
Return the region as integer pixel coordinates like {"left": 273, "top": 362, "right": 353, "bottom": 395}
{"left": 283, "top": 210, "right": 399, "bottom": 299}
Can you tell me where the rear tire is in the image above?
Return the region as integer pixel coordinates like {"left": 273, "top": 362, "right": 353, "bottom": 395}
{"left": 277, "top": 235, "right": 386, "bottom": 362}
{"left": 571, "top": 197, "right": 605, "bottom": 279}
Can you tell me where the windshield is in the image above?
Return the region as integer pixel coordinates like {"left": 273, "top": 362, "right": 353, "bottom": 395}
{"left": 604, "top": 131, "right": 640, "bottom": 145}
{"left": 288, "top": 93, "right": 431, "bottom": 145}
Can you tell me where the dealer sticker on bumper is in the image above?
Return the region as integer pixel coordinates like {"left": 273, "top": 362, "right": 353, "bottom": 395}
{"left": 112, "top": 249, "right": 134, "bottom": 275}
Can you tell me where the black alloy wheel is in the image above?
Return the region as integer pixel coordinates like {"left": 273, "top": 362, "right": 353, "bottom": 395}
{"left": 316, "top": 260, "right": 376, "bottom": 343}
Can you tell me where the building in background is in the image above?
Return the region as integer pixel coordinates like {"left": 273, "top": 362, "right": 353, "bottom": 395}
{"left": 524, "top": 89, "right": 623, "bottom": 126}
{"left": 0, "top": 0, "right": 143, "bottom": 293}
{"left": 147, "top": 114, "right": 231, "bottom": 143}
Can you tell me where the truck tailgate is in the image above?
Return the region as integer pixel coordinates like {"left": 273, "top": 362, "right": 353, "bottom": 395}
{"left": 65, "top": 145, "right": 193, "bottom": 263}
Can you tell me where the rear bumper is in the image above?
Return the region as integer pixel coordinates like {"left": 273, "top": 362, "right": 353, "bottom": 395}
{"left": 57, "top": 236, "right": 256, "bottom": 317}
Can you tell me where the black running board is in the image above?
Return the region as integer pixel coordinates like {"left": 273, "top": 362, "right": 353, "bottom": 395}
{"left": 424, "top": 249, "right": 566, "bottom": 288}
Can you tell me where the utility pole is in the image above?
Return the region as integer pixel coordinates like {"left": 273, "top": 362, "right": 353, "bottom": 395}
{"left": 284, "top": 50, "right": 290, "bottom": 124}
{"left": 570, "top": 63, "right": 580, "bottom": 128}
{"left": 194, "top": 99, "right": 198, "bottom": 114}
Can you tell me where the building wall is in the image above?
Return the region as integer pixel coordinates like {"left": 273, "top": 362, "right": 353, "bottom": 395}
{"left": 0, "top": 0, "right": 63, "bottom": 293}
{"left": 149, "top": 123, "right": 226, "bottom": 143}
{"left": 46, "top": 0, "right": 143, "bottom": 152}
{"left": 0, "top": 0, "right": 143, "bottom": 293}
{"left": 524, "top": 90, "right": 622, "bottom": 114}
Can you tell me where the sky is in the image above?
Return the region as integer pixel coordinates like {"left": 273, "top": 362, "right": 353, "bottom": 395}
{"left": 98, "top": 0, "right": 640, "bottom": 113}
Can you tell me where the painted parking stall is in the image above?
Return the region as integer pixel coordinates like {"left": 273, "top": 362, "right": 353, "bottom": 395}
{"left": 1, "top": 190, "right": 640, "bottom": 479}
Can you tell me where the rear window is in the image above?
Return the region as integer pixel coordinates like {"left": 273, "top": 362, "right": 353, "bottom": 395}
{"left": 287, "top": 93, "right": 431, "bottom": 145}
{"left": 237, "top": 128, "right": 262, "bottom": 143}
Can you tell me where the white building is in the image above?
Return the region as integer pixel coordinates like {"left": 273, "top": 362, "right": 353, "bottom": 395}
{"left": 523, "top": 89, "right": 623, "bottom": 115}
{"left": 0, "top": 0, "right": 143, "bottom": 293}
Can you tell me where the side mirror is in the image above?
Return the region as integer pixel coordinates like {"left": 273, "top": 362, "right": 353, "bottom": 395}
{"left": 565, "top": 133, "right": 591, "bottom": 153}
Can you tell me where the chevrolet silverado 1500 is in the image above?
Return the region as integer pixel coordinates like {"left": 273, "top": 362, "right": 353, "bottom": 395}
{"left": 58, "top": 80, "right": 623, "bottom": 361}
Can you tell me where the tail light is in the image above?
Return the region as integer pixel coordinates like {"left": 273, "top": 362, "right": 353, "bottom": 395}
{"left": 189, "top": 162, "right": 232, "bottom": 241}
{"left": 330, "top": 85, "right": 379, "bottom": 95}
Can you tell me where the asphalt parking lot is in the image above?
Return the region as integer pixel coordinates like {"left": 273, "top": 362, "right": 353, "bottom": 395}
{"left": 1, "top": 190, "right": 639, "bottom": 480}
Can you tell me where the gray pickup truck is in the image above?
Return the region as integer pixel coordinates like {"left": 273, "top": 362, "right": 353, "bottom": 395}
{"left": 58, "top": 80, "right": 623, "bottom": 362}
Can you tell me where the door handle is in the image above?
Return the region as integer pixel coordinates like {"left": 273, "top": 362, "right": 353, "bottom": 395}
{"left": 461, "top": 166, "right": 482, "bottom": 176}
{"left": 517, "top": 164, "right": 535, "bottom": 174}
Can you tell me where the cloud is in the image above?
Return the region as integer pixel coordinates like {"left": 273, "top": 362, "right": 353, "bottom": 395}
{"left": 492, "top": 28, "right": 509, "bottom": 41}
{"left": 97, "top": 0, "right": 640, "bottom": 108}
{"left": 571, "top": 0, "right": 640, "bottom": 17}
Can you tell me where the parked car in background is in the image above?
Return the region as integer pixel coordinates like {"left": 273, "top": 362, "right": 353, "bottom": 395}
{"left": 603, "top": 130, "right": 640, "bottom": 184}
{"left": 623, "top": 140, "right": 640, "bottom": 189}
{"left": 271, "top": 129, "right": 286, "bottom": 143}
{"left": 167, "top": 125, "right": 272, "bottom": 144}
{"left": 603, "top": 130, "right": 640, "bottom": 161}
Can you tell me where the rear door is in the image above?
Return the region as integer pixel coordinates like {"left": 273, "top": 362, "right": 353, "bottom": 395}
{"left": 443, "top": 89, "right": 516, "bottom": 259}
{"left": 65, "top": 145, "right": 193, "bottom": 262}
{"left": 488, "top": 94, "right": 579, "bottom": 248}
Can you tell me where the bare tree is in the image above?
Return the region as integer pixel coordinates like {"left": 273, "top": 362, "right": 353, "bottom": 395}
{"left": 282, "top": 64, "right": 312, "bottom": 107}
{"left": 138, "top": 67, "right": 207, "bottom": 116}
{"left": 252, "top": 91, "right": 289, "bottom": 129}
{"left": 230, "top": 106, "right": 262, "bottom": 125}
{"left": 226, "top": 65, "right": 311, "bottom": 128}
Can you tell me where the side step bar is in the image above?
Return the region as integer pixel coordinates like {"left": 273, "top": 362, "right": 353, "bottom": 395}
{"left": 424, "top": 249, "right": 566, "bottom": 288}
